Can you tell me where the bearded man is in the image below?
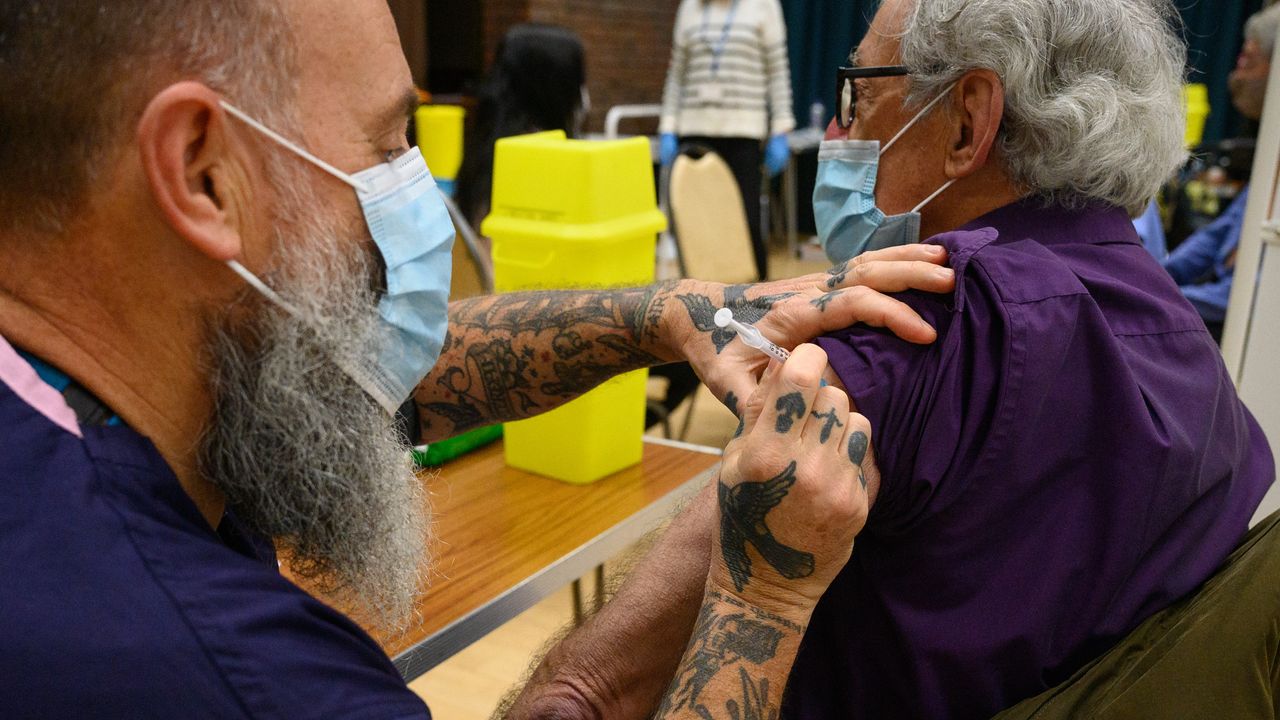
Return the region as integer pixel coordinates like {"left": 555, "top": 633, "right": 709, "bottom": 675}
{"left": 0, "top": 1, "right": 954, "bottom": 717}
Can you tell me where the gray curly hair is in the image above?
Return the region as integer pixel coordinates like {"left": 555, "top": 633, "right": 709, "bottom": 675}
{"left": 1246, "top": 3, "right": 1280, "bottom": 57}
{"left": 896, "top": 0, "right": 1188, "bottom": 215}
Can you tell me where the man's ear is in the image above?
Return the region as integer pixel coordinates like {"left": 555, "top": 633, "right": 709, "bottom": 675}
{"left": 944, "top": 69, "right": 1005, "bottom": 179}
{"left": 137, "top": 81, "right": 243, "bottom": 262}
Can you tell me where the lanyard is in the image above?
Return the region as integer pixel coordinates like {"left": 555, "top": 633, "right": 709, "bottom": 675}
{"left": 701, "top": 0, "right": 741, "bottom": 77}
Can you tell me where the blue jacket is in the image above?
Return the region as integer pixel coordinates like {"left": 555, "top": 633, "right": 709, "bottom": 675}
{"left": 1163, "top": 187, "right": 1249, "bottom": 324}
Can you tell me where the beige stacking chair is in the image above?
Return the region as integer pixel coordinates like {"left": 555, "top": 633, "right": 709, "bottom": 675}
{"left": 668, "top": 148, "right": 759, "bottom": 284}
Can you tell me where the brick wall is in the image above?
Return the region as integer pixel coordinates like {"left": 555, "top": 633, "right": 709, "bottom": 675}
{"left": 482, "top": 0, "right": 682, "bottom": 135}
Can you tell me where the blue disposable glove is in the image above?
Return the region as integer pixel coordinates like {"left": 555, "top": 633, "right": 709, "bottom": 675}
{"left": 660, "top": 133, "right": 679, "bottom": 166}
{"left": 765, "top": 134, "right": 790, "bottom": 176}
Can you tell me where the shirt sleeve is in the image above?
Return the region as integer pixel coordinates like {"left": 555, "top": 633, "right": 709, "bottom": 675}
{"left": 1162, "top": 191, "right": 1246, "bottom": 284}
{"left": 659, "top": 0, "right": 695, "bottom": 135}
{"left": 761, "top": 0, "right": 796, "bottom": 136}
{"left": 816, "top": 276, "right": 1006, "bottom": 536}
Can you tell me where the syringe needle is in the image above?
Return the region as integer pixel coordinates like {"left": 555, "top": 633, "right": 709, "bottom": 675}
{"left": 714, "top": 308, "right": 792, "bottom": 362}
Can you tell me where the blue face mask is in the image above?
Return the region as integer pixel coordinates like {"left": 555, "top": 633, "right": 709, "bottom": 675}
{"left": 220, "top": 102, "right": 455, "bottom": 415}
{"left": 813, "top": 85, "right": 957, "bottom": 264}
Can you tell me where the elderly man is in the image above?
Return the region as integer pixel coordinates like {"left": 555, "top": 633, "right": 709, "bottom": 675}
{"left": 0, "top": 1, "right": 959, "bottom": 718}
{"left": 1162, "top": 3, "right": 1280, "bottom": 339}
{"left": 507, "top": 0, "right": 1276, "bottom": 719}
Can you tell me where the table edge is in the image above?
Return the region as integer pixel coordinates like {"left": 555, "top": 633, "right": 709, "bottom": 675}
{"left": 393, "top": 462, "right": 721, "bottom": 681}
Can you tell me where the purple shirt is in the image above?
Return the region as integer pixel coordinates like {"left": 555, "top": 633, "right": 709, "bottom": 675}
{"left": 0, "top": 337, "right": 430, "bottom": 719}
{"left": 787, "top": 199, "right": 1274, "bottom": 719}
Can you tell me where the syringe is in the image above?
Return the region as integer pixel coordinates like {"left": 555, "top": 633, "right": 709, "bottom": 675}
{"left": 714, "top": 308, "right": 792, "bottom": 362}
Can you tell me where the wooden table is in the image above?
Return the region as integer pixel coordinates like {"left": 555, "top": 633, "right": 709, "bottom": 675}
{"left": 385, "top": 436, "right": 722, "bottom": 681}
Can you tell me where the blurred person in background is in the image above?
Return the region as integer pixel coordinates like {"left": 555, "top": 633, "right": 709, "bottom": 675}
{"left": 659, "top": 0, "right": 796, "bottom": 281}
{"left": 1161, "top": 2, "right": 1280, "bottom": 341}
{"left": 454, "top": 23, "right": 588, "bottom": 230}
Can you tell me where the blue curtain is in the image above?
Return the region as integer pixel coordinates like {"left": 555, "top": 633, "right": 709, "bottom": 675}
{"left": 1177, "top": 0, "right": 1263, "bottom": 143}
{"left": 781, "top": 0, "right": 1263, "bottom": 143}
{"left": 780, "top": 0, "right": 878, "bottom": 130}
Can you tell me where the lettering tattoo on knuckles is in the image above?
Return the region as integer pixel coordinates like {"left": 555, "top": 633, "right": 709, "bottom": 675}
{"left": 810, "top": 408, "right": 844, "bottom": 444}
{"left": 811, "top": 290, "right": 842, "bottom": 312}
{"left": 725, "top": 391, "right": 746, "bottom": 439}
{"left": 826, "top": 261, "right": 852, "bottom": 289}
{"left": 774, "top": 392, "right": 807, "bottom": 433}
{"left": 848, "top": 431, "right": 869, "bottom": 490}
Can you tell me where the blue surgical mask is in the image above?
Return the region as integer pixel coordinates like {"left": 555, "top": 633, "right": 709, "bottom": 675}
{"left": 220, "top": 102, "right": 455, "bottom": 415}
{"left": 814, "top": 85, "right": 957, "bottom": 264}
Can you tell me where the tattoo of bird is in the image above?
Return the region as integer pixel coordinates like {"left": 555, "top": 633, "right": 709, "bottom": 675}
{"left": 676, "top": 286, "right": 799, "bottom": 354}
{"left": 718, "top": 462, "right": 815, "bottom": 592}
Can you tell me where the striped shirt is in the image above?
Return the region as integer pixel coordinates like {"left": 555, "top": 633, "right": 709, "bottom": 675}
{"left": 659, "top": 0, "right": 796, "bottom": 140}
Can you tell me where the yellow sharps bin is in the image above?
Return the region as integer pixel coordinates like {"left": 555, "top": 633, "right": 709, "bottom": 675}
{"left": 414, "top": 105, "right": 465, "bottom": 194}
{"left": 482, "top": 131, "right": 667, "bottom": 484}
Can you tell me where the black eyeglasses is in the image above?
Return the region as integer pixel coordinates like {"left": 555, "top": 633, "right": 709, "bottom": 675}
{"left": 836, "top": 65, "right": 912, "bottom": 129}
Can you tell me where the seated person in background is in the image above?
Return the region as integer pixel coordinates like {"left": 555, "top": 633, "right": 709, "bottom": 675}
{"left": 1162, "top": 3, "right": 1280, "bottom": 340}
{"left": 508, "top": 1, "right": 1275, "bottom": 719}
{"left": 453, "top": 23, "right": 588, "bottom": 230}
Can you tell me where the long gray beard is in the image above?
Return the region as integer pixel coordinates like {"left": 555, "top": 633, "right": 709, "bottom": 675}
{"left": 198, "top": 225, "right": 429, "bottom": 637}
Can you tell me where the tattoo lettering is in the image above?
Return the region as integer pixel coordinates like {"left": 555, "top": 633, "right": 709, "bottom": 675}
{"left": 654, "top": 589, "right": 802, "bottom": 720}
{"left": 616, "top": 280, "right": 680, "bottom": 346}
{"left": 811, "top": 290, "right": 842, "bottom": 312}
{"left": 725, "top": 391, "right": 746, "bottom": 439}
{"left": 677, "top": 285, "right": 799, "bottom": 354}
{"left": 724, "top": 391, "right": 740, "bottom": 417}
{"left": 826, "top": 261, "right": 852, "bottom": 289}
{"left": 718, "top": 462, "right": 815, "bottom": 592}
{"left": 810, "top": 408, "right": 844, "bottom": 444}
{"left": 774, "top": 392, "right": 806, "bottom": 433}
{"left": 848, "top": 431, "right": 869, "bottom": 490}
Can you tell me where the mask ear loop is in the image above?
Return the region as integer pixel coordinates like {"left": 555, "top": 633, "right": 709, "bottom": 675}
{"left": 881, "top": 81, "right": 959, "bottom": 155}
{"left": 913, "top": 177, "right": 958, "bottom": 213}
{"left": 218, "top": 101, "right": 399, "bottom": 413}
{"left": 219, "top": 101, "right": 373, "bottom": 195}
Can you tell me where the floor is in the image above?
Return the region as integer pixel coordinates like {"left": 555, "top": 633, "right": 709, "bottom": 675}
{"left": 413, "top": 246, "right": 826, "bottom": 719}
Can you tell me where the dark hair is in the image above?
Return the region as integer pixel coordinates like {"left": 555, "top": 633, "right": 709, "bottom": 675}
{"left": 454, "top": 23, "right": 586, "bottom": 226}
{"left": 0, "top": 1, "right": 294, "bottom": 236}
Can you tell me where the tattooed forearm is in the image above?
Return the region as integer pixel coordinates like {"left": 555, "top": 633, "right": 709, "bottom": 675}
{"left": 416, "top": 287, "right": 679, "bottom": 440}
{"left": 718, "top": 462, "right": 815, "bottom": 592}
{"left": 653, "top": 588, "right": 804, "bottom": 720}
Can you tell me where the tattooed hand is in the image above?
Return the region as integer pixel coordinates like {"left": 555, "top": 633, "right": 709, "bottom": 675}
{"left": 654, "top": 344, "right": 875, "bottom": 720}
{"left": 674, "top": 244, "right": 954, "bottom": 412}
{"left": 712, "top": 343, "right": 872, "bottom": 610}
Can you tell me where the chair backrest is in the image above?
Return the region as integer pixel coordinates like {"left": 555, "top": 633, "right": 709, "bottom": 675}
{"left": 669, "top": 149, "right": 758, "bottom": 284}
